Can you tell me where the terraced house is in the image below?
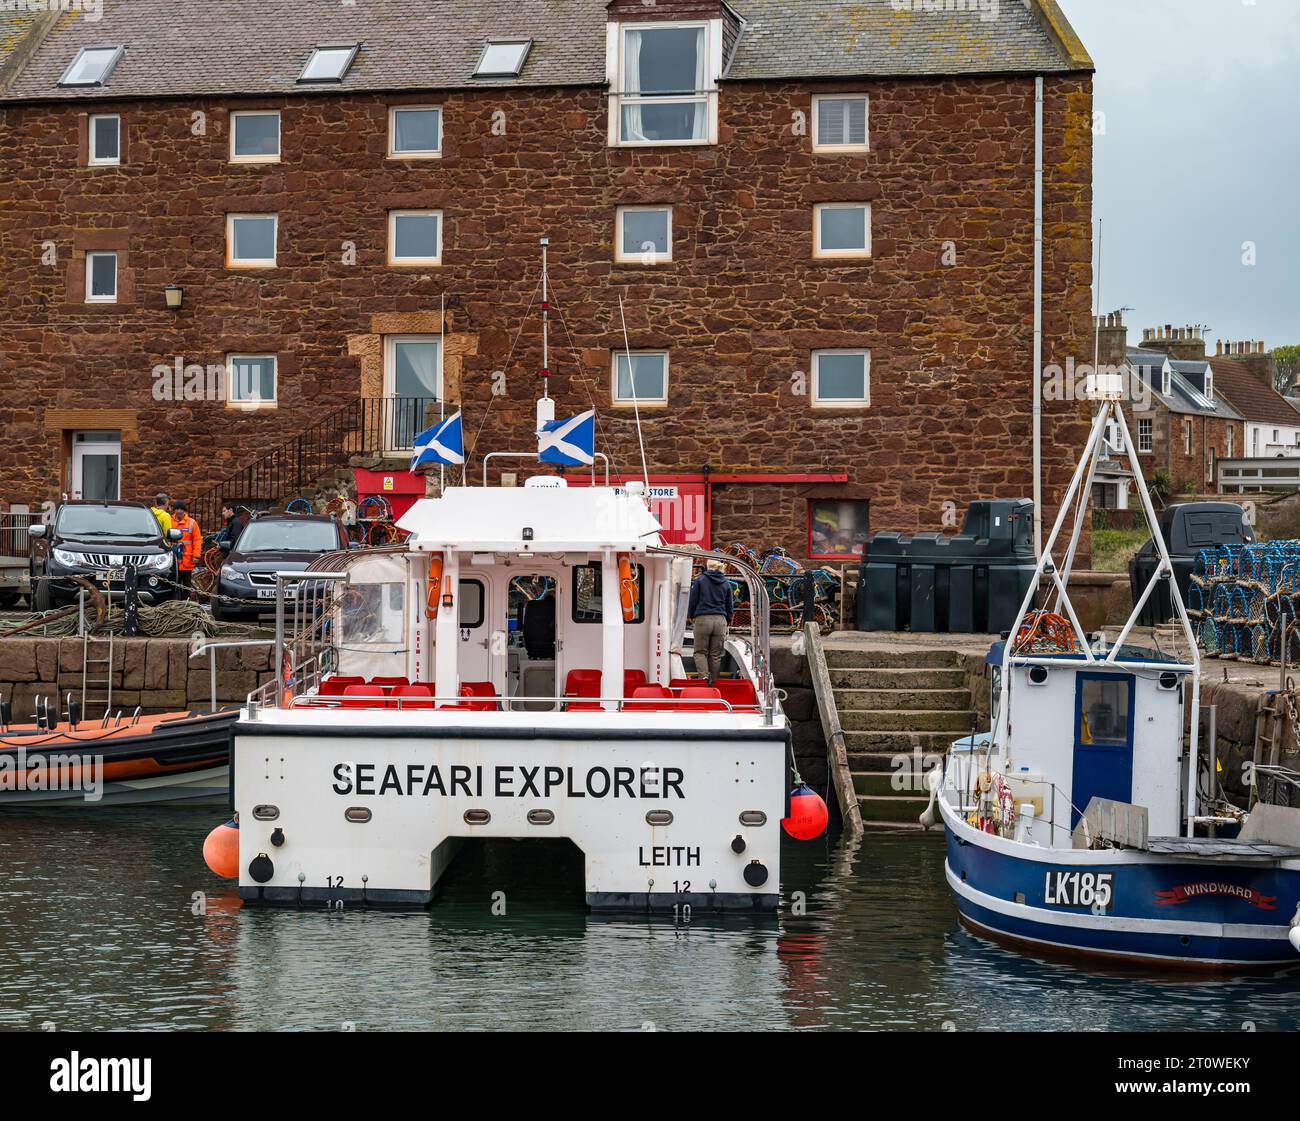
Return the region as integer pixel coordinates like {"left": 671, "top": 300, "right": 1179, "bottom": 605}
{"left": 0, "top": 0, "right": 1094, "bottom": 561}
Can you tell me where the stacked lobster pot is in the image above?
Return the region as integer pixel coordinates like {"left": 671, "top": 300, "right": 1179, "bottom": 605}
{"left": 1188, "top": 541, "right": 1300, "bottom": 665}
{"left": 716, "top": 544, "right": 842, "bottom": 633}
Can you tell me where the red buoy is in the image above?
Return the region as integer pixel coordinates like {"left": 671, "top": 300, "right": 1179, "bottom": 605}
{"left": 782, "top": 783, "right": 828, "bottom": 840}
{"left": 203, "top": 817, "right": 240, "bottom": 879}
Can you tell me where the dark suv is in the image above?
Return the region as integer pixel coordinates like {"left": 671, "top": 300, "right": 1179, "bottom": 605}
{"left": 212, "top": 514, "right": 349, "bottom": 621}
{"left": 29, "top": 501, "right": 179, "bottom": 610}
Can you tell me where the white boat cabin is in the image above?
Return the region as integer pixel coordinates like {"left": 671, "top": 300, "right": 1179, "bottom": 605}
{"left": 274, "top": 478, "right": 773, "bottom": 719}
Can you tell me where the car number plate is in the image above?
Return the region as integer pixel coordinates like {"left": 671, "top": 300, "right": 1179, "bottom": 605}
{"left": 255, "top": 587, "right": 297, "bottom": 600}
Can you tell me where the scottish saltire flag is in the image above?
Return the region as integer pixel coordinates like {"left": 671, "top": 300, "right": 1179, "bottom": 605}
{"left": 410, "top": 411, "right": 464, "bottom": 470}
{"left": 538, "top": 410, "right": 595, "bottom": 466}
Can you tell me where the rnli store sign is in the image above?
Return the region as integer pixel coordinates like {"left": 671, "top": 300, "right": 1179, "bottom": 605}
{"left": 569, "top": 476, "right": 710, "bottom": 547}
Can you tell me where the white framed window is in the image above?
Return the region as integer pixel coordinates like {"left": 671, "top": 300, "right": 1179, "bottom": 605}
{"left": 1204, "top": 371, "right": 1213, "bottom": 400}
{"left": 59, "top": 46, "right": 123, "bottom": 87}
{"left": 1208, "top": 447, "right": 1216, "bottom": 482}
{"left": 226, "top": 354, "right": 277, "bottom": 406}
{"left": 1138, "top": 417, "right": 1153, "bottom": 453}
{"left": 615, "top": 205, "right": 672, "bottom": 264}
{"left": 1161, "top": 365, "right": 1171, "bottom": 396}
{"left": 88, "top": 114, "right": 120, "bottom": 165}
{"left": 1274, "top": 429, "right": 1281, "bottom": 444}
{"left": 1227, "top": 426, "right": 1234, "bottom": 458}
{"left": 388, "top": 106, "right": 442, "bottom": 158}
{"left": 812, "top": 95, "right": 869, "bottom": 152}
{"left": 299, "top": 44, "right": 358, "bottom": 83}
{"left": 384, "top": 336, "right": 443, "bottom": 450}
{"left": 1184, "top": 420, "right": 1193, "bottom": 456}
{"left": 812, "top": 350, "right": 870, "bottom": 407}
{"left": 226, "top": 214, "right": 278, "bottom": 268}
{"left": 610, "top": 21, "right": 717, "bottom": 146}
{"left": 230, "top": 110, "right": 281, "bottom": 163}
{"left": 612, "top": 351, "right": 668, "bottom": 406}
{"left": 814, "top": 203, "right": 871, "bottom": 259}
{"left": 388, "top": 210, "right": 442, "bottom": 266}
{"left": 84, "top": 251, "right": 118, "bottom": 303}
{"left": 474, "top": 40, "right": 532, "bottom": 78}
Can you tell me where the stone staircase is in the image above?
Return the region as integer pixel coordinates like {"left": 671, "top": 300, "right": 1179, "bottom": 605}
{"left": 825, "top": 647, "right": 980, "bottom": 828}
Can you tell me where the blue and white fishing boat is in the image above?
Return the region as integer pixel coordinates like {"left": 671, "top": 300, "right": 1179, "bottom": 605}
{"left": 925, "top": 378, "right": 1300, "bottom": 969}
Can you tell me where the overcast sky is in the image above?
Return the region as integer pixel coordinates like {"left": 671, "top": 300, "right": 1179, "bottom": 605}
{"left": 1058, "top": 0, "right": 1299, "bottom": 350}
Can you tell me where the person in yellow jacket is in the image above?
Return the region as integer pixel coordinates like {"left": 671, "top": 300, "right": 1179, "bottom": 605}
{"left": 170, "top": 501, "right": 202, "bottom": 596}
{"left": 150, "top": 492, "right": 172, "bottom": 538}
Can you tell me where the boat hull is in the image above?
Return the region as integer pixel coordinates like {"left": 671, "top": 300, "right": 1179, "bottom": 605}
{"left": 0, "top": 710, "right": 235, "bottom": 806}
{"left": 943, "top": 816, "right": 1300, "bottom": 968}
{"left": 233, "top": 718, "right": 789, "bottom": 911}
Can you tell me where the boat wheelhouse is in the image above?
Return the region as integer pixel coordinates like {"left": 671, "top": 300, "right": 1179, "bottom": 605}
{"left": 229, "top": 476, "right": 792, "bottom": 911}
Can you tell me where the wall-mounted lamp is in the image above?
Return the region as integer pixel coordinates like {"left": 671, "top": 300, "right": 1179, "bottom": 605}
{"left": 164, "top": 285, "right": 183, "bottom": 310}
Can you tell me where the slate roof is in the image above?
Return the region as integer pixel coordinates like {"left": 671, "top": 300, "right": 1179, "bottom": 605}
{"left": 0, "top": 0, "right": 1090, "bottom": 104}
{"left": 1126, "top": 349, "right": 1244, "bottom": 421}
{"left": 1210, "top": 356, "right": 1300, "bottom": 428}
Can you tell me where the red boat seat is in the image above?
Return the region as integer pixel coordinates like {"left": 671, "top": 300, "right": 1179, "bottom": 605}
{"left": 458, "top": 682, "right": 499, "bottom": 711}
{"left": 623, "top": 669, "right": 648, "bottom": 693}
{"left": 714, "top": 678, "right": 758, "bottom": 709}
{"left": 319, "top": 675, "right": 365, "bottom": 697}
{"left": 391, "top": 684, "right": 434, "bottom": 710}
{"left": 677, "top": 686, "right": 728, "bottom": 711}
{"left": 563, "top": 669, "right": 602, "bottom": 698}
{"left": 625, "top": 685, "right": 675, "bottom": 712}
{"left": 341, "top": 684, "right": 387, "bottom": 709}
{"left": 369, "top": 676, "right": 409, "bottom": 694}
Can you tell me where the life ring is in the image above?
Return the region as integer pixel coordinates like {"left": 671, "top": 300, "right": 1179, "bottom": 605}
{"left": 617, "top": 553, "right": 638, "bottom": 623}
{"left": 425, "top": 553, "right": 444, "bottom": 619}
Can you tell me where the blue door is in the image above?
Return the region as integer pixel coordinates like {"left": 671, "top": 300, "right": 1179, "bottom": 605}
{"left": 1071, "top": 672, "right": 1136, "bottom": 827}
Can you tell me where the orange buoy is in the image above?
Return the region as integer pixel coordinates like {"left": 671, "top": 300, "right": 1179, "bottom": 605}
{"left": 425, "top": 553, "right": 444, "bottom": 619}
{"left": 203, "top": 817, "right": 240, "bottom": 878}
{"left": 617, "top": 553, "right": 639, "bottom": 622}
{"left": 781, "top": 783, "right": 829, "bottom": 841}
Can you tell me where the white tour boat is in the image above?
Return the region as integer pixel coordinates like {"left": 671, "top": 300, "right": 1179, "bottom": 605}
{"left": 212, "top": 475, "right": 794, "bottom": 910}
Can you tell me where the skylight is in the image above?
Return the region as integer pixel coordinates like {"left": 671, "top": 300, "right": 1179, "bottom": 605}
{"left": 299, "top": 44, "right": 359, "bottom": 83}
{"left": 474, "top": 39, "right": 531, "bottom": 78}
{"left": 58, "top": 46, "right": 123, "bottom": 87}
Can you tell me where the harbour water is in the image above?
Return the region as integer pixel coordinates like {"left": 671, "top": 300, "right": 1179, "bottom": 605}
{"left": 1, "top": 808, "right": 1298, "bottom": 1032}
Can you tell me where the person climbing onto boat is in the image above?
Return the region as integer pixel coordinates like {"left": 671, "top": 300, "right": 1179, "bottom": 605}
{"left": 171, "top": 501, "right": 202, "bottom": 596}
{"left": 688, "top": 559, "right": 734, "bottom": 684}
{"left": 150, "top": 493, "right": 172, "bottom": 538}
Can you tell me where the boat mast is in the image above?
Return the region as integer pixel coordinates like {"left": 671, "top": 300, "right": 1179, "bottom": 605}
{"left": 537, "top": 237, "right": 554, "bottom": 435}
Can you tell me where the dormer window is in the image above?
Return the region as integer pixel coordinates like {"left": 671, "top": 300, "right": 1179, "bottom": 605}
{"left": 610, "top": 21, "right": 717, "bottom": 146}
{"left": 1161, "top": 364, "right": 1171, "bottom": 396}
{"left": 59, "top": 46, "right": 124, "bottom": 87}
{"left": 1204, "top": 371, "right": 1214, "bottom": 400}
{"left": 474, "top": 39, "right": 531, "bottom": 78}
{"left": 299, "top": 44, "right": 358, "bottom": 83}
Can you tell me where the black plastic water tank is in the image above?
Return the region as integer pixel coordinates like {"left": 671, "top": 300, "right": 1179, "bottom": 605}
{"left": 857, "top": 499, "right": 1036, "bottom": 633}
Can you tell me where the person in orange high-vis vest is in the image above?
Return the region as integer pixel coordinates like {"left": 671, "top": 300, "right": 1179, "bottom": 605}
{"left": 170, "top": 500, "right": 202, "bottom": 596}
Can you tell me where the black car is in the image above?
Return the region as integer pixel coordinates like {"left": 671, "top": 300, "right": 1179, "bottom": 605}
{"left": 29, "top": 501, "right": 179, "bottom": 611}
{"left": 212, "top": 514, "right": 350, "bottom": 620}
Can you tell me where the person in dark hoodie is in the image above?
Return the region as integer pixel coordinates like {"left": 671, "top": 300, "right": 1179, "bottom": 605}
{"left": 688, "top": 559, "right": 734, "bottom": 684}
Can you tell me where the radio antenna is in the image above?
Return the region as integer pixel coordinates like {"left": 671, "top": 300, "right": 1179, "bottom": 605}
{"left": 618, "top": 294, "right": 650, "bottom": 491}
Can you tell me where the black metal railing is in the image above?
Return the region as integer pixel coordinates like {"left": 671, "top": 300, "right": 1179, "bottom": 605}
{"left": 0, "top": 510, "right": 38, "bottom": 559}
{"left": 192, "top": 397, "right": 439, "bottom": 535}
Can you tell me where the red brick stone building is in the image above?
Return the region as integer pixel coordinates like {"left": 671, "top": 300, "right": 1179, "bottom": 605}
{"left": 0, "top": 0, "right": 1094, "bottom": 562}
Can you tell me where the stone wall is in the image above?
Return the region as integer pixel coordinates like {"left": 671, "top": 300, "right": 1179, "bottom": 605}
{"left": 0, "top": 637, "right": 273, "bottom": 717}
{"left": 0, "top": 71, "right": 1094, "bottom": 563}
